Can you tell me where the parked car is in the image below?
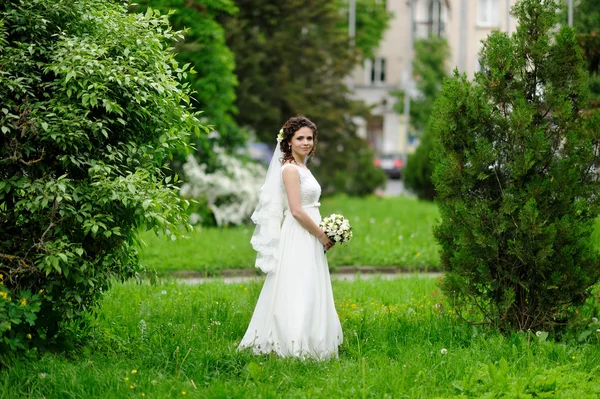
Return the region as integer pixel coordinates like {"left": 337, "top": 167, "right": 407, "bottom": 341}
{"left": 374, "top": 153, "right": 406, "bottom": 179}
{"left": 247, "top": 142, "right": 273, "bottom": 165}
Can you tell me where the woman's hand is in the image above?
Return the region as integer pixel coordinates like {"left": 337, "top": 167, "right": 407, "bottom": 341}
{"left": 319, "top": 233, "right": 335, "bottom": 251}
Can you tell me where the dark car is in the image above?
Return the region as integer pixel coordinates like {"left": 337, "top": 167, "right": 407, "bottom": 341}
{"left": 374, "top": 153, "right": 405, "bottom": 179}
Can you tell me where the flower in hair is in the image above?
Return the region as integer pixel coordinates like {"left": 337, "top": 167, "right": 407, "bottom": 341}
{"left": 277, "top": 129, "right": 284, "bottom": 143}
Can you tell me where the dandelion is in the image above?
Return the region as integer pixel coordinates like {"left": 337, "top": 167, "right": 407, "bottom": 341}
{"left": 0, "top": 292, "right": 7, "bottom": 300}
{"left": 535, "top": 331, "right": 543, "bottom": 337}
{"left": 39, "top": 373, "right": 47, "bottom": 379}
{"left": 20, "top": 298, "right": 27, "bottom": 306}
{"left": 26, "top": 334, "right": 32, "bottom": 339}
{"left": 440, "top": 348, "right": 448, "bottom": 355}
{"left": 130, "top": 385, "right": 135, "bottom": 389}
{"left": 125, "top": 377, "right": 129, "bottom": 381}
{"left": 597, "top": 329, "right": 600, "bottom": 333}
{"left": 415, "top": 252, "right": 421, "bottom": 257}
{"left": 182, "top": 391, "right": 187, "bottom": 395}
{"left": 141, "top": 394, "right": 146, "bottom": 397}
{"left": 593, "top": 317, "right": 598, "bottom": 323}
{"left": 132, "top": 370, "right": 137, "bottom": 374}
{"left": 161, "top": 290, "right": 167, "bottom": 295}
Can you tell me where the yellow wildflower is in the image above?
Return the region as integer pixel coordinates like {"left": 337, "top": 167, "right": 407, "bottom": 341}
{"left": 182, "top": 391, "right": 187, "bottom": 395}
{"left": 39, "top": 289, "right": 44, "bottom": 294}
{"left": 132, "top": 370, "right": 137, "bottom": 374}
{"left": 130, "top": 385, "right": 134, "bottom": 389}
{"left": 20, "top": 298, "right": 27, "bottom": 307}
{"left": 0, "top": 292, "right": 7, "bottom": 300}
{"left": 141, "top": 394, "right": 146, "bottom": 397}
{"left": 125, "top": 377, "right": 129, "bottom": 381}
{"left": 26, "top": 334, "right": 32, "bottom": 339}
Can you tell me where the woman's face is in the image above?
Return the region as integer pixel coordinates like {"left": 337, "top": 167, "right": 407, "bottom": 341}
{"left": 289, "top": 127, "right": 314, "bottom": 158}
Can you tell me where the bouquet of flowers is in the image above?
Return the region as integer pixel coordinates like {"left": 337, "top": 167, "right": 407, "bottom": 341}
{"left": 319, "top": 213, "right": 353, "bottom": 244}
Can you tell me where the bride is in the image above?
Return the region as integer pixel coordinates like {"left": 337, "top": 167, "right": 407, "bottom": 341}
{"left": 238, "top": 116, "right": 343, "bottom": 360}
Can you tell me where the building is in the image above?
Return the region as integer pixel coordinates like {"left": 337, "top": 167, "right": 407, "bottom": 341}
{"left": 350, "top": 0, "right": 518, "bottom": 157}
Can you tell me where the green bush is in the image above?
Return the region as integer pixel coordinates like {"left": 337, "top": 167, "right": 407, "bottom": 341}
{"left": 431, "top": 0, "right": 600, "bottom": 331}
{"left": 0, "top": 0, "right": 204, "bottom": 353}
{"left": 404, "top": 128, "right": 436, "bottom": 201}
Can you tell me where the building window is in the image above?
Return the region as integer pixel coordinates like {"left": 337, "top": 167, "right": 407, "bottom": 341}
{"left": 369, "top": 58, "right": 386, "bottom": 85}
{"left": 478, "top": 0, "right": 499, "bottom": 27}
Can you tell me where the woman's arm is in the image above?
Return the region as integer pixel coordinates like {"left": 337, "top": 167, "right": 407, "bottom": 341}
{"left": 282, "top": 167, "right": 334, "bottom": 251}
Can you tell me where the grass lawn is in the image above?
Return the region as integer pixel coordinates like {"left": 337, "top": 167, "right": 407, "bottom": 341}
{"left": 138, "top": 195, "right": 442, "bottom": 275}
{"left": 139, "top": 195, "right": 600, "bottom": 276}
{"left": 4, "top": 277, "right": 600, "bottom": 398}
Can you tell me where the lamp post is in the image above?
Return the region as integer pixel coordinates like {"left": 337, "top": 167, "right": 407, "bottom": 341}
{"left": 403, "top": 0, "right": 415, "bottom": 163}
{"left": 568, "top": 0, "right": 573, "bottom": 27}
{"left": 506, "top": 0, "right": 510, "bottom": 32}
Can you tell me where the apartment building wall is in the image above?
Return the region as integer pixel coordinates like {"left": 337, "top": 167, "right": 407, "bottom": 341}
{"left": 350, "top": 0, "right": 518, "bottom": 157}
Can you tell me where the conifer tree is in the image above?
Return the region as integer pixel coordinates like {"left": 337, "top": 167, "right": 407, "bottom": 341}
{"left": 431, "top": 0, "right": 600, "bottom": 331}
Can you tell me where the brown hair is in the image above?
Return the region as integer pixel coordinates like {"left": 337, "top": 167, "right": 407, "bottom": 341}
{"left": 279, "top": 115, "right": 318, "bottom": 164}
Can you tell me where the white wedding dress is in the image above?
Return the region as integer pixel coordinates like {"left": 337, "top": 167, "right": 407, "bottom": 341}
{"left": 238, "top": 164, "right": 343, "bottom": 360}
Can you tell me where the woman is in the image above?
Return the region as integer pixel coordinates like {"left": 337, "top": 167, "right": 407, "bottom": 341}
{"left": 238, "top": 116, "right": 343, "bottom": 360}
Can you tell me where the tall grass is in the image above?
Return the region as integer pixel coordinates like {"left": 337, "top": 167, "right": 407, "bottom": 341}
{"left": 139, "top": 196, "right": 442, "bottom": 275}
{"left": 4, "top": 277, "right": 600, "bottom": 398}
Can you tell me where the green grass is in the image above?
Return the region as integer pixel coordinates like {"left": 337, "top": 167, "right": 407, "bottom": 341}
{"left": 4, "top": 277, "right": 600, "bottom": 398}
{"left": 139, "top": 195, "right": 442, "bottom": 275}
{"left": 139, "top": 196, "right": 600, "bottom": 276}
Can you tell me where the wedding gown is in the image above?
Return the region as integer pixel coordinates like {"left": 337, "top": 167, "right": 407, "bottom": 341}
{"left": 238, "top": 163, "right": 343, "bottom": 360}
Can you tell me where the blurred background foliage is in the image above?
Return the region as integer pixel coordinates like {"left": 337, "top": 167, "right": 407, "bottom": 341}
{"left": 137, "top": 0, "right": 391, "bottom": 208}
{"left": 558, "top": 0, "right": 600, "bottom": 109}
{"left": 395, "top": 36, "right": 451, "bottom": 201}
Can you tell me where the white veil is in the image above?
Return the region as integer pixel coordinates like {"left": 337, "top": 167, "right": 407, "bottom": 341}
{"left": 250, "top": 134, "right": 285, "bottom": 274}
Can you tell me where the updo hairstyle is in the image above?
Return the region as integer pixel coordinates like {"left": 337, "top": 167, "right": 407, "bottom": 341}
{"left": 279, "top": 115, "right": 318, "bottom": 164}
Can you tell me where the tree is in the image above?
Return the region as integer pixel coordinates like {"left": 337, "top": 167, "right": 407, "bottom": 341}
{"left": 395, "top": 37, "right": 451, "bottom": 200}
{"left": 393, "top": 37, "right": 451, "bottom": 134}
{"left": 0, "top": 0, "right": 203, "bottom": 352}
{"left": 219, "top": 0, "right": 391, "bottom": 195}
{"left": 431, "top": 0, "right": 600, "bottom": 331}
{"left": 134, "top": 0, "right": 244, "bottom": 171}
{"left": 561, "top": 0, "right": 600, "bottom": 108}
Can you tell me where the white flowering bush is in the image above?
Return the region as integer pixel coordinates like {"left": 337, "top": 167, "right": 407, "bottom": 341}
{"left": 180, "top": 153, "right": 266, "bottom": 226}
{"left": 319, "top": 214, "right": 353, "bottom": 244}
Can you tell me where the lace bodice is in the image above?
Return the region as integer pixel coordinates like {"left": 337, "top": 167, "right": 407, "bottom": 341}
{"left": 281, "top": 164, "right": 321, "bottom": 208}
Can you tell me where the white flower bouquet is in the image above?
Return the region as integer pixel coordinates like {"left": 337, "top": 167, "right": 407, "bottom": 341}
{"left": 319, "top": 213, "right": 353, "bottom": 244}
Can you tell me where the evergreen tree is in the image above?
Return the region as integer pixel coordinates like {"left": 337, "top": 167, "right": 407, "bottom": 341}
{"left": 393, "top": 37, "right": 451, "bottom": 134}
{"left": 220, "top": 0, "right": 390, "bottom": 195}
{"left": 431, "top": 0, "right": 600, "bottom": 331}
{"left": 395, "top": 37, "right": 451, "bottom": 200}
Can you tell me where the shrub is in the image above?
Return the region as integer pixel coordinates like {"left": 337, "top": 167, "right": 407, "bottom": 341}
{"left": 404, "top": 128, "right": 436, "bottom": 201}
{"left": 0, "top": 0, "right": 203, "bottom": 353}
{"left": 431, "top": 0, "right": 600, "bottom": 331}
{"left": 180, "top": 153, "right": 266, "bottom": 227}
